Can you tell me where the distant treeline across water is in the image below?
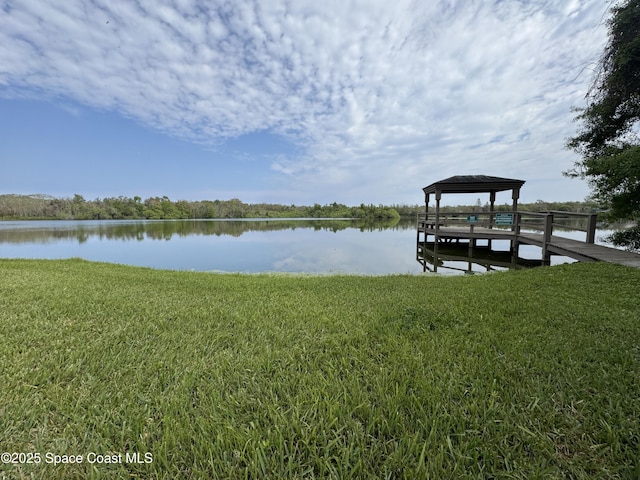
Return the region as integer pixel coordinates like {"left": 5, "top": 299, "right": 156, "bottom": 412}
{"left": 0, "top": 194, "right": 597, "bottom": 221}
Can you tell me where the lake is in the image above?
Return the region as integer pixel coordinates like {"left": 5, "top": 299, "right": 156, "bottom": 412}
{"left": 0, "top": 219, "right": 619, "bottom": 275}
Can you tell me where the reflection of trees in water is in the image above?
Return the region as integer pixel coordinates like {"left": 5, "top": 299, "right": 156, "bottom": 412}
{"left": 0, "top": 218, "right": 413, "bottom": 245}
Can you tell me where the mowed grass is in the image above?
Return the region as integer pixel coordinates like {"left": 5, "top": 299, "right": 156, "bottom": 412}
{"left": 0, "top": 259, "right": 638, "bottom": 479}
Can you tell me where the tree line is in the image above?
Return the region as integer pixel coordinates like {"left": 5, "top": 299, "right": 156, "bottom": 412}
{"left": 0, "top": 193, "right": 599, "bottom": 221}
{"left": 427, "top": 199, "right": 599, "bottom": 214}
{"left": 0, "top": 194, "right": 402, "bottom": 220}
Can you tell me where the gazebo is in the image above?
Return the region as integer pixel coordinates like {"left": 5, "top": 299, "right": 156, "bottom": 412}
{"left": 422, "top": 175, "right": 526, "bottom": 217}
{"left": 417, "top": 175, "right": 624, "bottom": 272}
{"left": 418, "top": 175, "right": 526, "bottom": 266}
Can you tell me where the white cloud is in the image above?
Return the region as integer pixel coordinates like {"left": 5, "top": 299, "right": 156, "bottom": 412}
{"left": 0, "top": 0, "right": 610, "bottom": 204}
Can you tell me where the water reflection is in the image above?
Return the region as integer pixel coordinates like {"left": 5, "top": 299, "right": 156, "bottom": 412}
{"left": 0, "top": 218, "right": 405, "bottom": 244}
{"left": 0, "top": 219, "right": 617, "bottom": 274}
{"left": 0, "top": 218, "right": 421, "bottom": 274}
{"left": 417, "top": 241, "right": 543, "bottom": 274}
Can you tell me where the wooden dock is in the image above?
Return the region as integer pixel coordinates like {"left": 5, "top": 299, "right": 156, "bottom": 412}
{"left": 417, "top": 211, "right": 640, "bottom": 270}
{"left": 517, "top": 232, "right": 640, "bottom": 267}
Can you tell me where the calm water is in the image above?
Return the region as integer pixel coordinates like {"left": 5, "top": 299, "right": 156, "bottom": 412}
{"left": 0, "top": 219, "right": 618, "bottom": 275}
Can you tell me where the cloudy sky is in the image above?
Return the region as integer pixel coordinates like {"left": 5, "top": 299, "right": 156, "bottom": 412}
{"left": 0, "top": 0, "right": 612, "bottom": 206}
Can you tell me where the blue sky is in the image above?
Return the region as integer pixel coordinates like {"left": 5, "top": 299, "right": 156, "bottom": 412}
{"left": 0, "top": 0, "right": 611, "bottom": 206}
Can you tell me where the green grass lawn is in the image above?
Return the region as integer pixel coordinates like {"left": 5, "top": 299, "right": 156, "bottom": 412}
{"left": 0, "top": 259, "right": 638, "bottom": 479}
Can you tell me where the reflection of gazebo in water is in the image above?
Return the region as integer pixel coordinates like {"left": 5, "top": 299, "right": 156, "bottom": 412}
{"left": 417, "top": 175, "right": 527, "bottom": 273}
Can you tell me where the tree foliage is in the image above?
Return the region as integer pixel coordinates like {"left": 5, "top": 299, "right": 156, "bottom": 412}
{"left": 0, "top": 194, "right": 401, "bottom": 221}
{"left": 0, "top": 194, "right": 599, "bottom": 222}
{"left": 566, "top": 0, "right": 640, "bottom": 250}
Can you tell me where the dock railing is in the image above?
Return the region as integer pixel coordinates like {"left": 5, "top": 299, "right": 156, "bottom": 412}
{"left": 542, "top": 211, "right": 598, "bottom": 244}
{"left": 417, "top": 210, "right": 598, "bottom": 244}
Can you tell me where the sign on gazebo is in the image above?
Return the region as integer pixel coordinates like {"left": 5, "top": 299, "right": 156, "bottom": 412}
{"left": 495, "top": 213, "right": 514, "bottom": 225}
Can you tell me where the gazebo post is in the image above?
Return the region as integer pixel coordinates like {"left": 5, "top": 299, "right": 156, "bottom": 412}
{"left": 488, "top": 191, "right": 496, "bottom": 249}
{"left": 434, "top": 190, "right": 441, "bottom": 259}
{"left": 511, "top": 187, "right": 520, "bottom": 256}
{"left": 424, "top": 193, "right": 430, "bottom": 222}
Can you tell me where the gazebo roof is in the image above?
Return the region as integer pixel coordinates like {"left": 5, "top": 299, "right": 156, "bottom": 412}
{"left": 422, "top": 175, "right": 525, "bottom": 195}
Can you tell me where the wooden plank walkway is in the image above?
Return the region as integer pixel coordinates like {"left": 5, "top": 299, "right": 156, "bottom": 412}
{"left": 519, "top": 232, "right": 640, "bottom": 267}
{"left": 418, "top": 225, "right": 640, "bottom": 268}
